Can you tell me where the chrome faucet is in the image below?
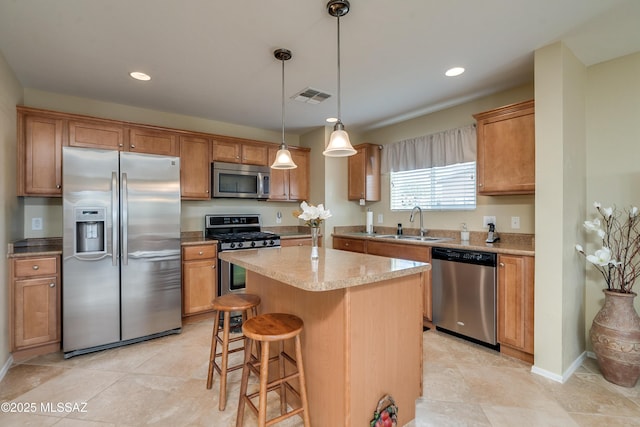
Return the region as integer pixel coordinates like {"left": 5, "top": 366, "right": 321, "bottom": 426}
{"left": 409, "top": 206, "right": 427, "bottom": 237}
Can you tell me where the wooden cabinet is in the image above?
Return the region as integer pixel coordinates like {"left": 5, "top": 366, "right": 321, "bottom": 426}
{"left": 268, "top": 147, "right": 311, "bottom": 201}
{"left": 367, "top": 240, "right": 432, "bottom": 320}
{"left": 348, "top": 143, "right": 381, "bottom": 202}
{"left": 127, "top": 126, "right": 179, "bottom": 156}
{"left": 180, "top": 135, "right": 211, "bottom": 200}
{"left": 68, "top": 119, "right": 124, "bottom": 150}
{"left": 212, "top": 137, "right": 268, "bottom": 166}
{"left": 333, "top": 236, "right": 366, "bottom": 253}
{"left": 181, "top": 244, "right": 218, "bottom": 319}
{"left": 10, "top": 255, "right": 61, "bottom": 360}
{"left": 17, "top": 109, "right": 64, "bottom": 196}
{"left": 281, "top": 235, "right": 322, "bottom": 247}
{"left": 473, "top": 100, "right": 535, "bottom": 195}
{"left": 497, "top": 254, "right": 535, "bottom": 363}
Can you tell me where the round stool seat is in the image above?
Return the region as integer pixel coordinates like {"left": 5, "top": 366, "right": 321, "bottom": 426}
{"left": 213, "top": 293, "right": 261, "bottom": 312}
{"left": 242, "top": 313, "right": 303, "bottom": 342}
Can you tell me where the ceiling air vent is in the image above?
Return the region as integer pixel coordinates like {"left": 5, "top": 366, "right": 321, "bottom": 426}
{"left": 292, "top": 87, "right": 332, "bottom": 104}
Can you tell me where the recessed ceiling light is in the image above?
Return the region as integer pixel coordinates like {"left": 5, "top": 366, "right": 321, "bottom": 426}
{"left": 445, "top": 67, "right": 465, "bottom": 77}
{"left": 129, "top": 71, "right": 151, "bottom": 81}
{"left": 326, "top": 117, "right": 338, "bottom": 123}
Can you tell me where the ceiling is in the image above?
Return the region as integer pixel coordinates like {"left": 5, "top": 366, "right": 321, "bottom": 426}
{"left": 0, "top": 0, "right": 639, "bottom": 135}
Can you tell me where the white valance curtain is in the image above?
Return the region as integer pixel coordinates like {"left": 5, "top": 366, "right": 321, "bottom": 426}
{"left": 381, "top": 124, "right": 477, "bottom": 174}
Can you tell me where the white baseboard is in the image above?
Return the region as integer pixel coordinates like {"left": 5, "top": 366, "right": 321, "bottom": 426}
{"left": 530, "top": 351, "right": 587, "bottom": 384}
{"left": 0, "top": 353, "right": 14, "bottom": 383}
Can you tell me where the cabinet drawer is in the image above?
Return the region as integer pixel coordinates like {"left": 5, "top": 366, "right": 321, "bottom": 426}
{"left": 182, "top": 245, "right": 217, "bottom": 261}
{"left": 14, "top": 257, "right": 58, "bottom": 277}
{"left": 333, "top": 237, "right": 366, "bottom": 253}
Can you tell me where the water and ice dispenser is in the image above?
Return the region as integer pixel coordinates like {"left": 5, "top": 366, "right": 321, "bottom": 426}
{"left": 75, "top": 208, "right": 106, "bottom": 253}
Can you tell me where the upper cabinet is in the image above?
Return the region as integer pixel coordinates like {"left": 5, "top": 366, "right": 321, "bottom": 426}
{"left": 473, "top": 100, "right": 535, "bottom": 195}
{"left": 268, "top": 146, "right": 310, "bottom": 202}
{"left": 127, "top": 127, "right": 179, "bottom": 156}
{"left": 16, "top": 107, "right": 310, "bottom": 200}
{"left": 68, "top": 119, "right": 124, "bottom": 150}
{"left": 348, "top": 143, "right": 381, "bottom": 202}
{"left": 180, "top": 135, "right": 211, "bottom": 200}
{"left": 17, "top": 108, "right": 64, "bottom": 196}
{"left": 212, "top": 137, "right": 268, "bottom": 166}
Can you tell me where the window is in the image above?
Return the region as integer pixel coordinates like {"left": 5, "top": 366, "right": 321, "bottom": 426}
{"left": 390, "top": 161, "right": 476, "bottom": 211}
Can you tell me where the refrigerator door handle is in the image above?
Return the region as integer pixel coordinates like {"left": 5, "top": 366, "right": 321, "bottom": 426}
{"left": 121, "top": 172, "right": 129, "bottom": 266}
{"left": 112, "top": 171, "right": 119, "bottom": 266}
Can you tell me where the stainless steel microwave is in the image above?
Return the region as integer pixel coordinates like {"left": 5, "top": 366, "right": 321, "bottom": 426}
{"left": 211, "top": 162, "right": 270, "bottom": 199}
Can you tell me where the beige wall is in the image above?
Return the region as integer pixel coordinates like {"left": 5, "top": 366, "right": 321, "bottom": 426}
{"left": 585, "top": 51, "right": 640, "bottom": 345}
{"left": 0, "top": 51, "right": 24, "bottom": 372}
{"left": 355, "top": 84, "right": 536, "bottom": 235}
{"left": 534, "top": 42, "right": 588, "bottom": 378}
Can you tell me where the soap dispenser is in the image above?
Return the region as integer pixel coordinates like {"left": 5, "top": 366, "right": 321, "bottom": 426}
{"left": 486, "top": 223, "right": 499, "bottom": 243}
{"left": 460, "top": 223, "right": 470, "bottom": 242}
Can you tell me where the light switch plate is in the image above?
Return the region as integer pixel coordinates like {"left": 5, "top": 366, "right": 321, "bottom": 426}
{"left": 32, "top": 217, "right": 43, "bottom": 231}
{"left": 511, "top": 216, "right": 520, "bottom": 229}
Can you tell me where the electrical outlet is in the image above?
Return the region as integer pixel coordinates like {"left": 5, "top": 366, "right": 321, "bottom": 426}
{"left": 377, "top": 214, "right": 384, "bottom": 224}
{"left": 483, "top": 216, "right": 496, "bottom": 228}
{"left": 511, "top": 216, "right": 521, "bottom": 229}
{"left": 32, "top": 217, "right": 43, "bottom": 231}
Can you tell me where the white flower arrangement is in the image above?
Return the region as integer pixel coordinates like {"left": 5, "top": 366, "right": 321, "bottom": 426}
{"left": 293, "top": 201, "right": 332, "bottom": 228}
{"left": 576, "top": 202, "right": 640, "bottom": 293}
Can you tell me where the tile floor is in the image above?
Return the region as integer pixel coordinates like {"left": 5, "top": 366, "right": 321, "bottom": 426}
{"left": 0, "top": 319, "right": 638, "bottom": 426}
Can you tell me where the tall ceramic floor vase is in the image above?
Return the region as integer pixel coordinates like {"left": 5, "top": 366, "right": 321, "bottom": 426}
{"left": 590, "top": 289, "right": 640, "bottom": 387}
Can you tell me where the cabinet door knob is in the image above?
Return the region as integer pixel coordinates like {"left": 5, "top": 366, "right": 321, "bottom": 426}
{"left": 211, "top": 264, "right": 216, "bottom": 269}
{"left": 49, "top": 282, "right": 55, "bottom": 288}
{"left": 56, "top": 184, "right": 61, "bottom": 189}
{"left": 198, "top": 251, "right": 204, "bottom": 255}
{"left": 32, "top": 265, "right": 39, "bottom": 270}
{"left": 479, "top": 183, "right": 484, "bottom": 187}
{"left": 345, "top": 242, "right": 350, "bottom": 246}
{"left": 130, "top": 144, "right": 136, "bottom": 149}
{"left": 499, "top": 262, "right": 505, "bottom": 267}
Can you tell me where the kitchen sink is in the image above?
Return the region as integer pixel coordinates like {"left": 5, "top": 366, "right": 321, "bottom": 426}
{"left": 374, "top": 234, "right": 453, "bottom": 243}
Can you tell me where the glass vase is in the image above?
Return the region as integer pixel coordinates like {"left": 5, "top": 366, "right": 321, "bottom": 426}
{"left": 310, "top": 226, "right": 320, "bottom": 259}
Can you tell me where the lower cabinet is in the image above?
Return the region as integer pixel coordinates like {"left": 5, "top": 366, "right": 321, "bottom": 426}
{"left": 281, "top": 235, "right": 322, "bottom": 247}
{"left": 497, "top": 254, "right": 535, "bottom": 363}
{"left": 10, "top": 255, "right": 61, "bottom": 360}
{"left": 333, "top": 237, "right": 433, "bottom": 321}
{"left": 181, "top": 244, "right": 218, "bottom": 320}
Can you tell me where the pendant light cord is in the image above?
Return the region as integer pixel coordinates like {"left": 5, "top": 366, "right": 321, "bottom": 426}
{"left": 281, "top": 57, "right": 286, "bottom": 146}
{"left": 336, "top": 15, "right": 342, "bottom": 123}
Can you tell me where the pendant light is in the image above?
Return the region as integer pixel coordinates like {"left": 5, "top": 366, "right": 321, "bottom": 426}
{"left": 324, "top": 0, "right": 356, "bottom": 157}
{"left": 270, "top": 48, "right": 297, "bottom": 170}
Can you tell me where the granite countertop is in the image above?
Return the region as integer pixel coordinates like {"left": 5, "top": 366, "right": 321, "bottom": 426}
{"left": 333, "top": 227, "right": 535, "bottom": 256}
{"left": 219, "top": 246, "right": 430, "bottom": 292}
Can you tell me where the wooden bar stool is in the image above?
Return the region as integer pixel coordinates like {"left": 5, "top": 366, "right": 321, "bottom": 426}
{"left": 206, "top": 293, "right": 261, "bottom": 411}
{"left": 236, "top": 313, "right": 310, "bottom": 427}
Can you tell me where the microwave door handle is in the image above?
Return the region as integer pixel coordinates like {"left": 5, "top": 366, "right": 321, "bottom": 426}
{"left": 259, "top": 173, "right": 266, "bottom": 198}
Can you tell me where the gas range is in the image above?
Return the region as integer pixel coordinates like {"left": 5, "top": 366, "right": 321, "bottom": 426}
{"left": 205, "top": 214, "right": 281, "bottom": 251}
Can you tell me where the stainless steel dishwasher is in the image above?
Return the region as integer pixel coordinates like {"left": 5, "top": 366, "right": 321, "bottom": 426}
{"left": 431, "top": 247, "right": 498, "bottom": 347}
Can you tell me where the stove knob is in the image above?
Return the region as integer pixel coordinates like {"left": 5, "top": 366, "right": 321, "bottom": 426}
{"left": 269, "top": 240, "right": 275, "bottom": 246}
{"left": 250, "top": 241, "right": 256, "bottom": 248}
{"left": 238, "top": 242, "right": 244, "bottom": 248}
{"left": 262, "top": 240, "right": 268, "bottom": 246}
{"left": 230, "top": 242, "right": 236, "bottom": 249}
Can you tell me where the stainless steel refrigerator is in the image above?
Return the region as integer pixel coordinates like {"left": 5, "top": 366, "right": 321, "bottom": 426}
{"left": 62, "top": 147, "right": 182, "bottom": 358}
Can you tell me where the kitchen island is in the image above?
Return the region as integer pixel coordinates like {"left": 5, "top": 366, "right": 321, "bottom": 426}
{"left": 219, "top": 246, "right": 429, "bottom": 426}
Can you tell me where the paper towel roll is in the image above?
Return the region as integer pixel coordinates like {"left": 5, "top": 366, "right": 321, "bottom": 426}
{"left": 366, "top": 211, "right": 374, "bottom": 234}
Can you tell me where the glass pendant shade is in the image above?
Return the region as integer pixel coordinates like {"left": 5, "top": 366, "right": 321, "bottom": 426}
{"left": 323, "top": 121, "right": 356, "bottom": 156}
{"left": 271, "top": 144, "right": 297, "bottom": 169}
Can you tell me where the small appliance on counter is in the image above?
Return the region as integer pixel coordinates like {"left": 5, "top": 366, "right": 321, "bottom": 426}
{"left": 486, "top": 223, "right": 499, "bottom": 243}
